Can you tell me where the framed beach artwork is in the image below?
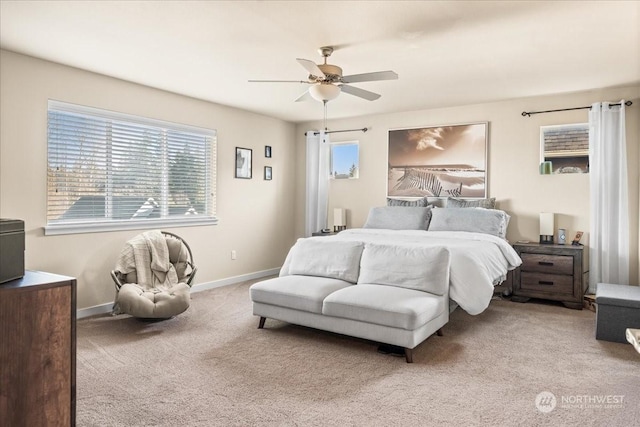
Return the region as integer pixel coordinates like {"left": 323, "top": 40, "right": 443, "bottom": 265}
{"left": 235, "top": 147, "right": 252, "bottom": 179}
{"left": 388, "top": 122, "right": 488, "bottom": 198}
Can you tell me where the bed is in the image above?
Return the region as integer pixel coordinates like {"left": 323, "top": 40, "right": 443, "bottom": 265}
{"left": 281, "top": 202, "right": 522, "bottom": 316}
{"left": 251, "top": 200, "right": 522, "bottom": 361}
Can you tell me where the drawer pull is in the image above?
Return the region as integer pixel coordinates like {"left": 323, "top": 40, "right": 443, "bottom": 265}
{"left": 538, "top": 261, "right": 554, "bottom": 266}
{"left": 538, "top": 281, "right": 554, "bottom": 286}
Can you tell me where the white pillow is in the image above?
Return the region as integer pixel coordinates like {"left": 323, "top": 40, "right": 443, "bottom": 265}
{"left": 358, "top": 244, "right": 450, "bottom": 295}
{"left": 288, "top": 239, "right": 364, "bottom": 283}
{"left": 428, "top": 207, "right": 510, "bottom": 239}
{"left": 363, "top": 206, "right": 432, "bottom": 230}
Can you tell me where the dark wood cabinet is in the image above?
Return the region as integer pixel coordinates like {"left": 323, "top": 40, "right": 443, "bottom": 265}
{"left": 512, "top": 242, "right": 586, "bottom": 309}
{"left": 0, "top": 271, "right": 76, "bottom": 426}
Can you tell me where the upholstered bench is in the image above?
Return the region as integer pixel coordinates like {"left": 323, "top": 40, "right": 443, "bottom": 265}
{"left": 250, "top": 238, "right": 451, "bottom": 362}
{"left": 595, "top": 283, "right": 640, "bottom": 343}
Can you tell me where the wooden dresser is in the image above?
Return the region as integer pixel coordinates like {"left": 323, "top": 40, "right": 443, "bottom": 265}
{"left": 0, "top": 271, "right": 76, "bottom": 426}
{"left": 512, "top": 242, "right": 586, "bottom": 309}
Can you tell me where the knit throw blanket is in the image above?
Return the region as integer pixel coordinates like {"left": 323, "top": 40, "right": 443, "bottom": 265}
{"left": 115, "top": 230, "right": 179, "bottom": 289}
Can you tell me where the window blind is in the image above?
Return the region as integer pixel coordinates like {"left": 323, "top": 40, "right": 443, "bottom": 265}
{"left": 46, "top": 101, "right": 216, "bottom": 234}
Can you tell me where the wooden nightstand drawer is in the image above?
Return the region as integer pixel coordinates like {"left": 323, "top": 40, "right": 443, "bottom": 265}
{"left": 520, "top": 253, "right": 573, "bottom": 275}
{"left": 520, "top": 272, "right": 574, "bottom": 295}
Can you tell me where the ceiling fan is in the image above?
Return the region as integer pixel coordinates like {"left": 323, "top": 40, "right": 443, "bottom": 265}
{"left": 249, "top": 46, "right": 398, "bottom": 103}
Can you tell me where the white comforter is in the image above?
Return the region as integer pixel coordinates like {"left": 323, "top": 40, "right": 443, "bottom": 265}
{"left": 283, "top": 229, "right": 522, "bottom": 315}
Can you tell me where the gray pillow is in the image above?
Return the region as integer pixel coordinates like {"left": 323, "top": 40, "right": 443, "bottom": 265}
{"left": 428, "top": 207, "right": 510, "bottom": 238}
{"left": 363, "top": 206, "right": 432, "bottom": 230}
{"left": 387, "top": 197, "right": 429, "bottom": 207}
{"left": 447, "top": 197, "right": 496, "bottom": 209}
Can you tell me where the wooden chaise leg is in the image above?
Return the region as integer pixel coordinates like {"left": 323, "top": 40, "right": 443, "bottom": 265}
{"left": 258, "top": 317, "right": 266, "bottom": 329}
{"left": 403, "top": 329, "right": 442, "bottom": 363}
{"left": 404, "top": 348, "right": 414, "bottom": 363}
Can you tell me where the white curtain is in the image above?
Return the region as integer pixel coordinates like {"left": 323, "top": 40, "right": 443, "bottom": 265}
{"left": 305, "top": 130, "right": 330, "bottom": 237}
{"left": 589, "top": 101, "right": 629, "bottom": 292}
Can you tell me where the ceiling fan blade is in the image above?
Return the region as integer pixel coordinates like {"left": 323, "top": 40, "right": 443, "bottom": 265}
{"left": 340, "top": 85, "right": 381, "bottom": 101}
{"left": 248, "top": 79, "right": 310, "bottom": 83}
{"left": 296, "top": 58, "right": 326, "bottom": 79}
{"left": 341, "top": 70, "right": 398, "bottom": 84}
{"left": 294, "top": 90, "right": 312, "bottom": 102}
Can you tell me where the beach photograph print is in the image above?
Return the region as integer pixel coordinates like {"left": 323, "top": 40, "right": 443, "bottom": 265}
{"left": 388, "top": 123, "right": 488, "bottom": 198}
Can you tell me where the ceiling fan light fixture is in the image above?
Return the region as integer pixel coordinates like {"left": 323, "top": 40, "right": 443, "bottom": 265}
{"left": 309, "top": 84, "right": 341, "bottom": 102}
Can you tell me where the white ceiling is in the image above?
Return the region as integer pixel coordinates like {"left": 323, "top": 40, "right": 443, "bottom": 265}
{"left": 1, "top": 1, "right": 639, "bottom": 123}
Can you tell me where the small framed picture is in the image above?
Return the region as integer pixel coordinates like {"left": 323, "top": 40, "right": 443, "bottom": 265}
{"left": 235, "top": 147, "right": 252, "bottom": 179}
{"left": 264, "top": 166, "right": 272, "bottom": 181}
{"left": 571, "top": 231, "right": 584, "bottom": 246}
{"left": 265, "top": 145, "right": 272, "bottom": 158}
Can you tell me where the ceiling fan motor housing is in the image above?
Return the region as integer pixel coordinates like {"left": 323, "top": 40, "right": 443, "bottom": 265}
{"left": 316, "top": 64, "right": 342, "bottom": 82}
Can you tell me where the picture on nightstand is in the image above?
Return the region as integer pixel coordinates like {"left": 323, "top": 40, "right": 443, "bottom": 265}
{"left": 572, "top": 231, "right": 583, "bottom": 246}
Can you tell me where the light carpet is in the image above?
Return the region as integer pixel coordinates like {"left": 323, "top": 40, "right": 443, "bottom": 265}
{"left": 77, "top": 279, "right": 640, "bottom": 426}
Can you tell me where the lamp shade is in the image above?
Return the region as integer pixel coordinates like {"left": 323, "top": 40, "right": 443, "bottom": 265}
{"left": 309, "top": 84, "right": 341, "bottom": 102}
{"left": 540, "top": 213, "right": 555, "bottom": 236}
{"left": 334, "top": 208, "right": 346, "bottom": 227}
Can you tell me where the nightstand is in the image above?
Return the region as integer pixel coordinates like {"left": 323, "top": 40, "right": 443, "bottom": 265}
{"left": 311, "top": 231, "right": 338, "bottom": 237}
{"left": 512, "top": 242, "right": 587, "bottom": 310}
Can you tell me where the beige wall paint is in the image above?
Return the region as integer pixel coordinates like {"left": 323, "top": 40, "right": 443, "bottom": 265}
{"left": 0, "top": 50, "right": 298, "bottom": 310}
{"left": 296, "top": 85, "right": 640, "bottom": 284}
{"left": 2, "top": 48, "right": 638, "bottom": 311}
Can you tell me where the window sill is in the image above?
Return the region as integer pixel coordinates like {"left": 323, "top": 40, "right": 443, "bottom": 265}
{"left": 44, "top": 217, "right": 218, "bottom": 236}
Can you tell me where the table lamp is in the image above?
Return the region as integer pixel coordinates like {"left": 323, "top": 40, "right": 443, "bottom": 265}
{"left": 540, "top": 212, "right": 555, "bottom": 244}
{"left": 334, "top": 208, "right": 346, "bottom": 232}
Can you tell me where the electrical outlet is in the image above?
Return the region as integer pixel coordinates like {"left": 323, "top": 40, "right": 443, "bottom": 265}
{"left": 231, "top": 250, "right": 237, "bottom": 260}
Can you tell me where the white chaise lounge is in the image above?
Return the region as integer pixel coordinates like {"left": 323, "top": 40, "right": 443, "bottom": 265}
{"left": 250, "top": 238, "right": 451, "bottom": 363}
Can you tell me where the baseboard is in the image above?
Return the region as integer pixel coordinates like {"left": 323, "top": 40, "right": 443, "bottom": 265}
{"left": 76, "top": 268, "right": 280, "bottom": 319}
{"left": 77, "top": 303, "right": 116, "bottom": 319}
{"left": 190, "top": 268, "right": 279, "bottom": 293}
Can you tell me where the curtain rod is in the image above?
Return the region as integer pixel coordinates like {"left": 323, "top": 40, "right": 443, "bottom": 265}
{"left": 304, "top": 127, "right": 368, "bottom": 136}
{"left": 521, "top": 101, "right": 632, "bottom": 117}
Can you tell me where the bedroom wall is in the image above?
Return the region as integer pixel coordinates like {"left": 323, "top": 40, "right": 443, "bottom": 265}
{"left": 0, "top": 50, "right": 298, "bottom": 311}
{"left": 295, "top": 84, "right": 640, "bottom": 285}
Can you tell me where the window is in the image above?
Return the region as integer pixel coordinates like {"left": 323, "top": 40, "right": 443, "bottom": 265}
{"left": 540, "top": 123, "right": 589, "bottom": 174}
{"left": 330, "top": 141, "right": 359, "bottom": 179}
{"left": 46, "top": 101, "right": 217, "bottom": 235}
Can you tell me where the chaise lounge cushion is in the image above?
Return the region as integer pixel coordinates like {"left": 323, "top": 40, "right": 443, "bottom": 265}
{"left": 358, "top": 244, "right": 450, "bottom": 295}
{"left": 287, "top": 239, "right": 364, "bottom": 283}
{"left": 322, "top": 284, "right": 446, "bottom": 330}
{"left": 250, "top": 275, "right": 353, "bottom": 314}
